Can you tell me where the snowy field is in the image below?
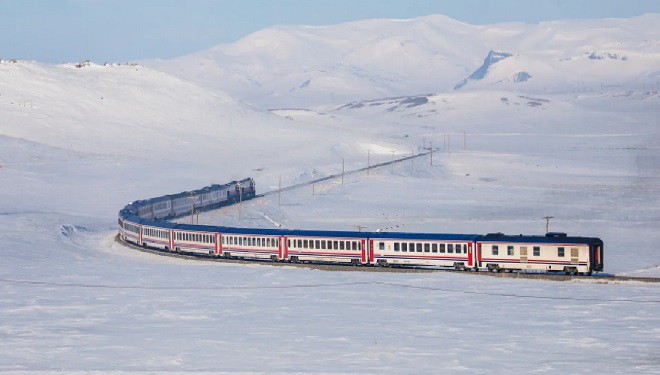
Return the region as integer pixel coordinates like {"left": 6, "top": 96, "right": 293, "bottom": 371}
{"left": 1, "top": 14, "right": 660, "bottom": 374}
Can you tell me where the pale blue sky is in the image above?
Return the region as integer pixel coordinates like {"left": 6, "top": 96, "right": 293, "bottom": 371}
{"left": 1, "top": 0, "right": 658, "bottom": 63}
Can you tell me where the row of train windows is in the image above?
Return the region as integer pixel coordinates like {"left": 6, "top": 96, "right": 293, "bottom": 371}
{"left": 176, "top": 232, "right": 214, "bottom": 244}
{"left": 288, "top": 239, "right": 361, "bottom": 251}
{"left": 390, "top": 242, "right": 467, "bottom": 254}
{"left": 144, "top": 228, "right": 169, "bottom": 239}
{"left": 124, "top": 223, "right": 139, "bottom": 233}
{"left": 491, "top": 246, "right": 569, "bottom": 257}
{"left": 223, "top": 236, "right": 279, "bottom": 248}
{"left": 154, "top": 202, "right": 169, "bottom": 210}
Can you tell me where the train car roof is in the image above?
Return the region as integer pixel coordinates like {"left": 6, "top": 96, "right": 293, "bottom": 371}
{"left": 478, "top": 233, "right": 602, "bottom": 245}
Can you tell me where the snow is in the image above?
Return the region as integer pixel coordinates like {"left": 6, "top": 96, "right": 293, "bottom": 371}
{"left": 1, "top": 13, "right": 659, "bottom": 374}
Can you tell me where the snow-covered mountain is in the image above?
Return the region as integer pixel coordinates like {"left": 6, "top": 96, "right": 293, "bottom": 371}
{"left": 146, "top": 13, "right": 660, "bottom": 108}
{"left": 1, "top": 13, "right": 659, "bottom": 373}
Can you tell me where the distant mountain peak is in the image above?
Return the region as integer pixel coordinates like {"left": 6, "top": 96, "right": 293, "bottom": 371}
{"left": 454, "top": 50, "right": 513, "bottom": 90}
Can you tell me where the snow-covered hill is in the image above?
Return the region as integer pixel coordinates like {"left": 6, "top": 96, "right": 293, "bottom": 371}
{"left": 0, "top": 13, "right": 659, "bottom": 374}
{"left": 146, "top": 13, "right": 660, "bottom": 108}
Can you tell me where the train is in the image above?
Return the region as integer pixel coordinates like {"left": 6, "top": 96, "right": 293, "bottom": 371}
{"left": 118, "top": 178, "right": 604, "bottom": 275}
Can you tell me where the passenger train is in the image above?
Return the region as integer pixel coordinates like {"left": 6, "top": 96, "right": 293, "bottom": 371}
{"left": 118, "top": 178, "right": 604, "bottom": 275}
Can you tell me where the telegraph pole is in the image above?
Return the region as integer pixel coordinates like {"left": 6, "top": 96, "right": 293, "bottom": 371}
{"left": 367, "top": 150, "right": 370, "bottom": 176}
{"left": 341, "top": 157, "right": 345, "bottom": 185}
{"left": 543, "top": 216, "right": 554, "bottom": 234}
{"left": 430, "top": 141, "right": 433, "bottom": 166}
{"left": 278, "top": 175, "right": 281, "bottom": 207}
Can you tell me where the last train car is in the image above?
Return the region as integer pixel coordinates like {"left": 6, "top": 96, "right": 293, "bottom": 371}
{"left": 475, "top": 232, "right": 604, "bottom": 275}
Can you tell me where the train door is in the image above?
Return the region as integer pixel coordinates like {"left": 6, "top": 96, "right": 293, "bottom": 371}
{"left": 281, "top": 236, "right": 287, "bottom": 260}
{"left": 360, "top": 239, "right": 366, "bottom": 263}
{"left": 369, "top": 240, "right": 374, "bottom": 263}
{"left": 520, "top": 246, "right": 528, "bottom": 263}
{"left": 169, "top": 229, "right": 174, "bottom": 250}
{"left": 571, "top": 248, "right": 579, "bottom": 265}
{"left": 216, "top": 234, "right": 222, "bottom": 256}
{"left": 476, "top": 243, "right": 483, "bottom": 269}
{"left": 591, "top": 243, "right": 603, "bottom": 272}
{"left": 467, "top": 243, "right": 473, "bottom": 267}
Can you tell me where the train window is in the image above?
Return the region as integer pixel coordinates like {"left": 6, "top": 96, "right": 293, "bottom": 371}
{"left": 492, "top": 245, "right": 498, "bottom": 255}
{"left": 507, "top": 246, "right": 514, "bottom": 256}
{"left": 402, "top": 243, "right": 407, "bottom": 252}
{"left": 463, "top": 244, "right": 467, "bottom": 253}
{"left": 394, "top": 243, "right": 400, "bottom": 252}
{"left": 321, "top": 240, "right": 326, "bottom": 250}
{"left": 432, "top": 244, "right": 438, "bottom": 253}
{"left": 287, "top": 239, "right": 291, "bottom": 248}
{"left": 558, "top": 247, "right": 565, "bottom": 257}
{"left": 340, "top": 241, "right": 345, "bottom": 250}
{"left": 275, "top": 239, "right": 278, "bottom": 247}
{"left": 304, "top": 240, "right": 308, "bottom": 248}
{"left": 357, "top": 242, "right": 361, "bottom": 251}
{"left": 257, "top": 238, "right": 261, "bottom": 247}
{"left": 379, "top": 242, "right": 385, "bottom": 251}
{"left": 448, "top": 244, "right": 454, "bottom": 253}
{"left": 409, "top": 243, "right": 414, "bottom": 253}
{"left": 424, "top": 243, "right": 430, "bottom": 253}
{"left": 416, "top": 243, "right": 422, "bottom": 252}
{"left": 315, "top": 240, "right": 320, "bottom": 249}
{"left": 239, "top": 237, "right": 244, "bottom": 246}
{"left": 533, "top": 246, "right": 540, "bottom": 256}
{"left": 334, "top": 241, "right": 339, "bottom": 250}
{"left": 440, "top": 244, "right": 445, "bottom": 253}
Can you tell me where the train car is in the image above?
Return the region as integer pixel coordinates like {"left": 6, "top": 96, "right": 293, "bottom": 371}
{"left": 371, "top": 232, "right": 480, "bottom": 269}
{"left": 118, "top": 215, "right": 141, "bottom": 245}
{"left": 151, "top": 195, "right": 174, "bottom": 220}
{"left": 476, "top": 232, "right": 604, "bottom": 275}
{"left": 139, "top": 220, "right": 177, "bottom": 250}
{"left": 219, "top": 226, "right": 283, "bottom": 260}
{"left": 285, "top": 229, "right": 369, "bottom": 265}
{"left": 171, "top": 224, "right": 220, "bottom": 256}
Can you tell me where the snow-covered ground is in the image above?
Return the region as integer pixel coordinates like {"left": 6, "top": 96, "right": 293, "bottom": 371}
{"left": 1, "top": 13, "right": 659, "bottom": 373}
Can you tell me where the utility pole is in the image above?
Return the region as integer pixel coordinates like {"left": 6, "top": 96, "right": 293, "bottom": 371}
{"left": 237, "top": 182, "right": 243, "bottom": 220}
{"left": 367, "top": 150, "right": 370, "bottom": 176}
{"left": 411, "top": 147, "right": 414, "bottom": 172}
{"left": 430, "top": 141, "right": 433, "bottom": 166}
{"left": 278, "top": 175, "right": 281, "bottom": 207}
{"left": 341, "top": 157, "right": 345, "bottom": 185}
{"left": 189, "top": 192, "right": 195, "bottom": 224}
{"left": 543, "top": 216, "right": 554, "bottom": 234}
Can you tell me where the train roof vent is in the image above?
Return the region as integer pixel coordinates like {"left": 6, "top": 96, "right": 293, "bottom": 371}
{"left": 487, "top": 232, "right": 505, "bottom": 237}
{"left": 545, "top": 232, "right": 567, "bottom": 238}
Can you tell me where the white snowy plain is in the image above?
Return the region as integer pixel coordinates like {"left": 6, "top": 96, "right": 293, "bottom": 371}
{"left": 1, "top": 14, "right": 659, "bottom": 374}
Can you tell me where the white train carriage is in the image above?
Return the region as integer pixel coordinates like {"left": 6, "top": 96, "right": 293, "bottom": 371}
{"left": 371, "top": 233, "right": 479, "bottom": 269}
{"left": 172, "top": 227, "right": 219, "bottom": 256}
{"left": 220, "top": 230, "right": 282, "bottom": 260}
{"left": 171, "top": 192, "right": 198, "bottom": 217}
{"left": 118, "top": 216, "right": 141, "bottom": 245}
{"left": 476, "top": 233, "right": 604, "bottom": 275}
{"left": 199, "top": 184, "right": 229, "bottom": 207}
{"left": 284, "top": 230, "right": 370, "bottom": 265}
{"left": 141, "top": 225, "right": 171, "bottom": 250}
{"left": 151, "top": 196, "right": 173, "bottom": 220}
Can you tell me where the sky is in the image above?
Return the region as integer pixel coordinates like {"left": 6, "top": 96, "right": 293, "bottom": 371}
{"left": 1, "top": 0, "right": 658, "bottom": 63}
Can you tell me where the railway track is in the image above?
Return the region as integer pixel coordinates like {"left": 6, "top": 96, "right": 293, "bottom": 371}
{"left": 116, "top": 235, "right": 660, "bottom": 283}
